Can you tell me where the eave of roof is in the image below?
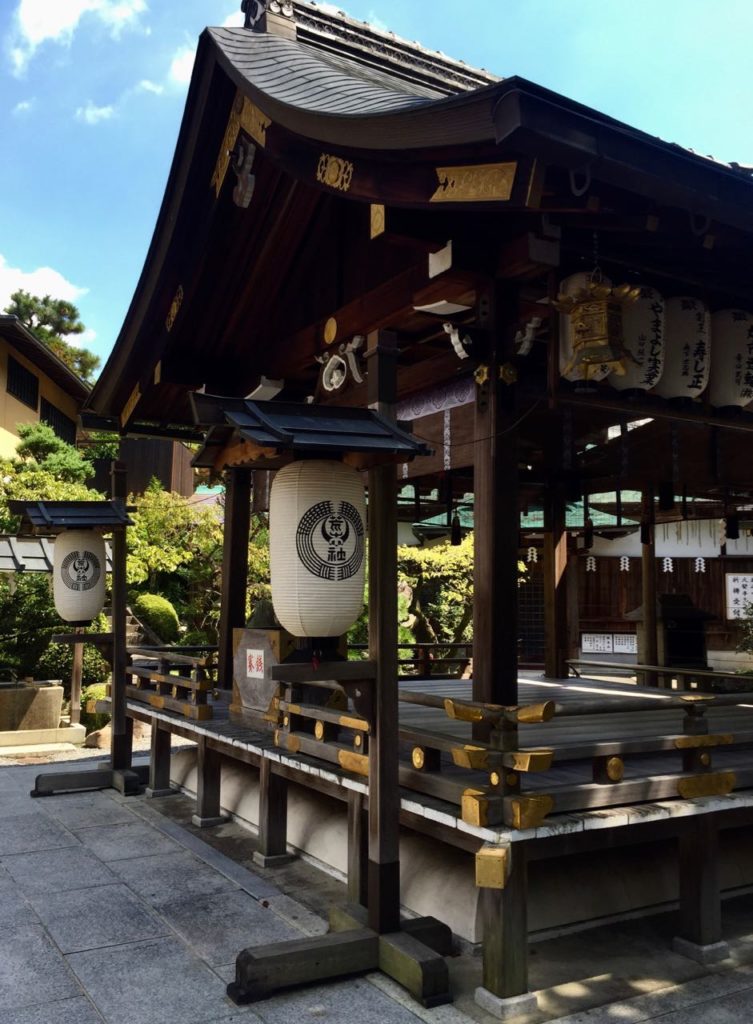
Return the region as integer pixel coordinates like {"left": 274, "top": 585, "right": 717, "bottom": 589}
{"left": 0, "top": 317, "right": 90, "bottom": 404}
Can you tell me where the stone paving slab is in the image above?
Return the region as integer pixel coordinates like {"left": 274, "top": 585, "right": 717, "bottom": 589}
{"left": 28, "top": 883, "right": 169, "bottom": 954}
{"left": 1, "top": 845, "right": 117, "bottom": 895}
{"left": 0, "top": 810, "right": 78, "bottom": 855}
{"left": 40, "top": 791, "right": 140, "bottom": 828}
{"left": 158, "top": 889, "right": 299, "bottom": 966}
{"left": 107, "top": 848, "right": 242, "bottom": 906}
{"left": 250, "top": 978, "right": 425, "bottom": 1024}
{"left": 4, "top": 996, "right": 104, "bottom": 1024}
{"left": 72, "top": 820, "right": 182, "bottom": 861}
{"left": 67, "top": 935, "right": 261, "bottom": 1024}
{"left": 0, "top": 923, "right": 82, "bottom": 1013}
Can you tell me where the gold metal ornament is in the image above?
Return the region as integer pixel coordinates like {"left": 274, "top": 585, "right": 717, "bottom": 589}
{"left": 370, "top": 204, "right": 385, "bottom": 239}
{"left": 165, "top": 285, "right": 184, "bottom": 332}
{"left": 554, "top": 273, "right": 641, "bottom": 379}
{"left": 314, "top": 720, "right": 325, "bottom": 741}
{"left": 211, "top": 92, "right": 271, "bottom": 197}
{"left": 475, "top": 844, "right": 510, "bottom": 889}
{"left": 431, "top": 162, "right": 517, "bottom": 203}
{"left": 412, "top": 746, "right": 425, "bottom": 770}
{"left": 606, "top": 756, "right": 624, "bottom": 782}
{"left": 474, "top": 364, "right": 490, "bottom": 386}
{"left": 317, "top": 154, "right": 354, "bottom": 192}
{"left": 323, "top": 318, "right": 338, "bottom": 345}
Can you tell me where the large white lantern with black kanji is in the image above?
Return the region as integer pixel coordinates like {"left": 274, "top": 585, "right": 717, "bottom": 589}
{"left": 270, "top": 460, "right": 366, "bottom": 637}
{"left": 609, "top": 286, "right": 665, "bottom": 392}
{"left": 652, "top": 297, "right": 710, "bottom": 399}
{"left": 53, "top": 530, "right": 106, "bottom": 625}
{"left": 708, "top": 309, "right": 753, "bottom": 409}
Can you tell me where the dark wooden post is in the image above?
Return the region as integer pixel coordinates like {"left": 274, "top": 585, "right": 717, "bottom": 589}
{"left": 192, "top": 735, "right": 227, "bottom": 827}
{"left": 475, "top": 842, "right": 536, "bottom": 1016}
{"left": 673, "top": 816, "right": 729, "bottom": 963}
{"left": 110, "top": 460, "right": 131, "bottom": 773}
{"left": 473, "top": 292, "right": 519, "bottom": 710}
{"left": 218, "top": 468, "right": 252, "bottom": 689}
{"left": 543, "top": 477, "right": 568, "bottom": 679}
{"left": 566, "top": 550, "right": 580, "bottom": 664}
{"left": 641, "top": 489, "right": 659, "bottom": 687}
{"left": 366, "top": 329, "right": 401, "bottom": 934}
{"left": 70, "top": 627, "right": 83, "bottom": 726}
{"left": 347, "top": 790, "right": 369, "bottom": 907}
{"left": 253, "top": 758, "right": 293, "bottom": 866}
{"left": 146, "top": 723, "right": 174, "bottom": 797}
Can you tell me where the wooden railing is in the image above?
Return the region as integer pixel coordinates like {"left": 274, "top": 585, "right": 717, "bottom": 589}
{"left": 349, "top": 642, "right": 472, "bottom": 677}
{"left": 124, "top": 646, "right": 217, "bottom": 721}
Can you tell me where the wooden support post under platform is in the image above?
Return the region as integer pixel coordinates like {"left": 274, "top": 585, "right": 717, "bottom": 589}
{"left": 543, "top": 477, "right": 568, "bottom": 680}
{"left": 146, "top": 722, "right": 175, "bottom": 798}
{"left": 253, "top": 758, "right": 294, "bottom": 866}
{"left": 70, "top": 629, "right": 83, "bottom": 726}
{"left": 672, "top": 816, "right": 729, "bottom": 964}
{"left": 110, "top": 460, "right": 135, "bottom": 785}
{"left": 218, "top": 468, "right": 252, "bottom": 689}
{"left": 192, "top": 734, "right": 228, "bottom": 827}
{"left": 347, "top": 790, "right": 369, "bottom": 907}
{"left": 472, "top": 311, "right": 520, "bottom": 714}
{"left": 475, "top": 842, "right": 537, "bottom": 1017}
{"left": 641, "top": 491, "right": 659, "bottom": 688}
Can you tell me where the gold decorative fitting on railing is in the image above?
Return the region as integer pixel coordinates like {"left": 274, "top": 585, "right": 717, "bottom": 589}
{"left": 677, "top": 771, "right": 735, "bottom": 799}
{"left": 475, "top": 844, "right": 510, "bottom": 889}
{"left": 317, "top": 154, "right": 353, "bottom": 192}
{"left": 674, "top": 734, "right": 733, "bottom": 749}
{"left": 504, "top": 794, "right": 554, "bottom": 830}
{"left": 504, "top": 749, "right": 554, "bottom": 773}
{"left": 338, "top": 750, "right": 369, "bottom": 777}
{"left": 430, "top": 162, "right": 517, "bottom": 203}
{"left": 370, "top": 203, "right": 385, "bottom": 239}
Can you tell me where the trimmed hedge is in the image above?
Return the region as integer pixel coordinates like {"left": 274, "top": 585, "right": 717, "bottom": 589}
{"left": 132, "top": 593, "right": 180, "bottom": 643}
{"left": 80, "top": 683, "right": 110, "bottom": 734}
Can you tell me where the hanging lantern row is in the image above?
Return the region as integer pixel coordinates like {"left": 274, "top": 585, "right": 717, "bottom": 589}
{"left": 557, "top": 274, "right": 753, "bottom": 408}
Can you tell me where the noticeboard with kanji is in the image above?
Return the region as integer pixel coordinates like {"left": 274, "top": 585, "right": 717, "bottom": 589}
{"left": 725, "top": 573, "right": 753, "bottom": 620}
{"left": 581, "top": 633, "right": 613, "bottom": 653}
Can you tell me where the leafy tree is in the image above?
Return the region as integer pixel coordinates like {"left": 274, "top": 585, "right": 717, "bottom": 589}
{"left": 4, "top": 289, "right": 100, "bottom": 383}
{"left": 14, "top": 422, "right": 93, "bottom": 484}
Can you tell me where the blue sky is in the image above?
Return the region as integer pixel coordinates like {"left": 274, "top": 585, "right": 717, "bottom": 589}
{"left": 2, "top": 0, "right": 753, "bottom": 368}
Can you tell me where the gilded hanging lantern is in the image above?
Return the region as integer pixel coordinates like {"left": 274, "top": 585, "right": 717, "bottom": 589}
{"left": 554, "top": 272, "right": 641, "bottom": 382}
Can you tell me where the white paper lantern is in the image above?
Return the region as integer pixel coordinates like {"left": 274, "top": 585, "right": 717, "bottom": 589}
{"left": 53, "top": 530, "right": 106, "bottom": 625}
{"left": 270, "top": 460, "right": 366, "bottom": 637}
{"left": 609, "top": 286, "right": 664, "bottom": 392}
{"left": 652, "top": 297, "right": 710, "bottom": 399}
{"left": 559, "top": 272, "right": 612, "bottom": 383}
{"left": 708, "top": 309, "right": 753, "bottom": 409}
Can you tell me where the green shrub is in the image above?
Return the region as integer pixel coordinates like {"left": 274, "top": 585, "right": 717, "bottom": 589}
{"left": 80, "top": 683, "right": 110, "bottom": 734}
{"left": 132, "top": 593, "right": 180, "bottom": 642}
{"left": 36, "top": 641, "right": 110, "bottom": 689}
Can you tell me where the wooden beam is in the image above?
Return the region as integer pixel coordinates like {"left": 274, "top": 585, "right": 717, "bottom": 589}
{"left": 543, "top": 472, "right": 569, "bottom": 679}
{"left": 641, "top": 491, "right": 659, "bottom": 688}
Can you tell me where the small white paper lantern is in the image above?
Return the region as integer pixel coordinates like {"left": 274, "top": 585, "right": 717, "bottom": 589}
{"left": 53, "top": 530, "right": 106, "bottom": 625}
{"left": 270, "top": 460, "right": 366, "bottom": 637}
{"left": 652, "top": 297, "right": 710, "bottom": 399}
{"left": 609, "top": 286, "right": 665, "bottom": 392}
{"left": 708, "top": 309, "right": 753, "bottom": 409}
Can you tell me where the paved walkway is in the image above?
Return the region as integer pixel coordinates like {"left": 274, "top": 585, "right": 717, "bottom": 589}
{"left": 6, "top": 756, "right": 753, "bottom": 1023}
{"left": 0, "top": 758, "right": 472, "bottom": 1024}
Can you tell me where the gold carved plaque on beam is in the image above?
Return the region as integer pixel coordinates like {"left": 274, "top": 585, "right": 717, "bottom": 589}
{"left": 317, "top": 153, "right": 354, "bottom": 192}
{"left": 120, "top": 383, "right": 141, "bottom": 429}
{"left": 431, "top": 162, "right": 517, "bottom": 203}
{"left": 211, "top": 92, "right": 271, "bottom": 198}
{"left": 165, "top": 285, "right": 184, "bottom": 332}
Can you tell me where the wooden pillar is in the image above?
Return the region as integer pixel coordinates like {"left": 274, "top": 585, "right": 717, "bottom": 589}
{"left": 566, "top": 551, "right": 580, "bottom": 664}
{"left": 70, "top": 628, "right": 83, "bottom": 726}
{"left": 366, "top": 329, "right": 401, "bottom": 934}
{"left": 347, "top": 790, "right": 369, "bottom": 907}
{"left": 543, "top": 479, "right": 568, "bottom": 679}
{"left": 192, "top": 735, "right": 227, "bottom": 827}
{"left": 146, "top": 723, "right": 173, "bottom": 797}
{"left": 473, "top": 313, "right": 519, "bottom": 709}
{"left": 673, "top": 816, "right": 728, "bottom": 962}
{"left": 478, "top": 843, "right": 530, "bottom": 1004}
{"left": 110, "top": 460, "right": 131, "bottom": 772}
{"left": 253, "top": 758, "right": 293, "bottom": 866}
{"left": 641, "top": 490, "right": 659, "bottom": 687}
{"left": 218, "top": 468, "right": 252, "bottom": 689}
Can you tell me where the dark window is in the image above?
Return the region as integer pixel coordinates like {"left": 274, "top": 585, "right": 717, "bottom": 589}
{"left": 7, "top": 355, "right": 39, "bottom": 411}
{"left": 40, "top": 398, "right": 77, "bottom": 446}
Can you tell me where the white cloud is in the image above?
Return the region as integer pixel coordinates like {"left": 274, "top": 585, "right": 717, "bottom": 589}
{"left": 10, "top": 0, "right": 147, "bottom": 73}
{"left": 137, "top": 78, "right": 162, "bottom": 95}
{"left": 12, "top": 98, "right": 34, "bottom": 116}
{"left": 0, "top": 255, "right": 88, "bottom": 317}
{"left": 222, "top": 10, "right": 244, "bottom": 27}
{"left": 65, "top": 326, "right": 97, "bottom": 347}
{"left": 75, "top": 100, "right": 115, "bottom": 124}
{"left": 169, "top": 44, "right": 196, "bottom": 86}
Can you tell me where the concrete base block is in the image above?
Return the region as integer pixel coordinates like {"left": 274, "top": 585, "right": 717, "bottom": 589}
{"left": 672, "top": 936, "right": 730, "bottom": 964}
{"left": 145, "top": 787, "right": 179, "bottom": 799}
{"left": 112, "top": 769, "right": 142, "bottom": 796}
{"left": 252, "top": 850, "right": 297, "bottom": 867}
{"left": 191, "top": 814, "right": 229, "bottom": 828}
{"left": 475, "top": 987, "right": 539, "bottom": 1020}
